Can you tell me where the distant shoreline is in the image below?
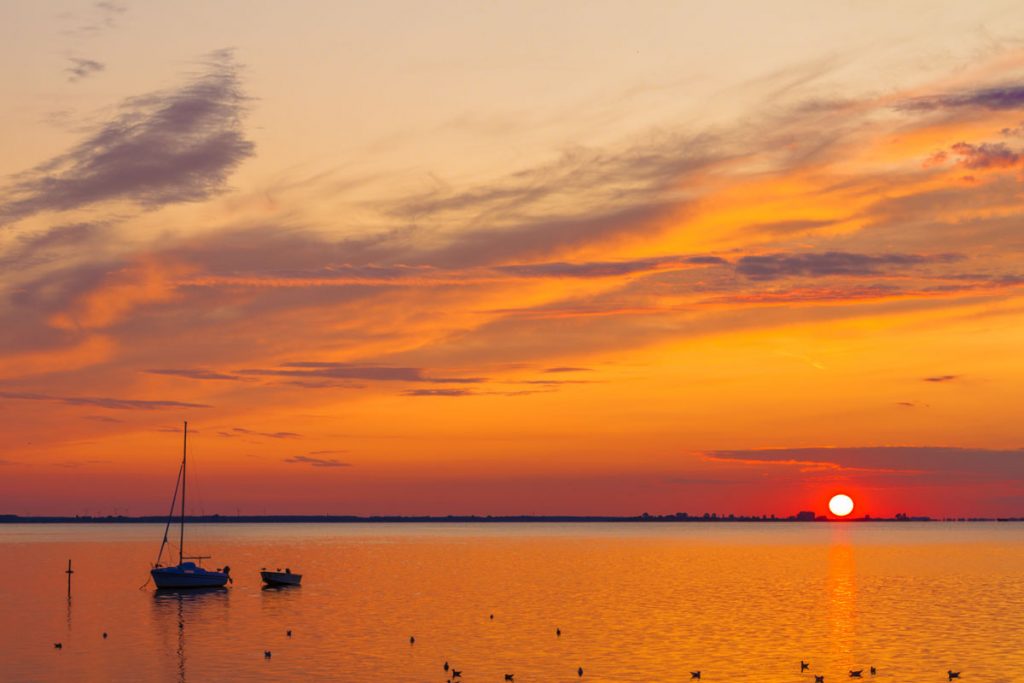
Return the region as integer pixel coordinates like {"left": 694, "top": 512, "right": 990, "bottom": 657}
{"left": 2, "top": 514, "right": 1021, "bottom": 523}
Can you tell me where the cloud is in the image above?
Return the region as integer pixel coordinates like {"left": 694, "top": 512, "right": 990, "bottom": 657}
{"left": 403, "top": 388, "right": 476, "bottom": 397}
{"left": 735, "top": 251, "right": 962, "bottom": 281}
{"left": 238, "top": 362, "right": 485, "bottom": 384}
{"left": 494, "top": 255, "right": 725, "bottom": 279}
{"left": 544, "top": 367, "right": 592, "bottom": 373}
{"left": 950, "top": 142, "right": 1021, "bottom": 169}
{"left": 284, "top": 455, "right": 351, "bottom": 468}
{"left": 0, "top": 391, "right": 209, "bottom": 410}
{"left": 897, "top": 85, "right": 1024, "bottom": 112}
{"left": 227, "top": 427, "right": 301, "bottom": 439}
{"left": 923, "top": 374, "right": 958, "bottom": 383}
{"left": 147, "top": 368, "right": 241, "bottom": 381}
{"left": 66, "top": 58, "right": 105, "bottom": 82}
{"left": 0, "top": 50, "right": 253, "bottom": 224}
{"left": 704, "top": 446, "right": 1024, "bottom": 482}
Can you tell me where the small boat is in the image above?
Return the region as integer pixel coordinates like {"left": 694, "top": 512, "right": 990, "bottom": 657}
{"left": 261, "top": 568, "right": 302, "bottom": 586}
{"left": 150, "top": 422, "right": 231, "bottom": 590}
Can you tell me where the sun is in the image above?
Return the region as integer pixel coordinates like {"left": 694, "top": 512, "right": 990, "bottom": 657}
{"left": 828, "top": 494, "right": 854, "bottom": 517}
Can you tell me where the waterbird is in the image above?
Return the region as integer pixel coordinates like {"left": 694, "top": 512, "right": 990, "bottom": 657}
{"left": 691, "top": 672, "right": 701, "bottom": 680}
{"left": 948, "top": 672, "right": 960, "bottom": 681}
{"left": 578, "top": 666, "right": 584, "bottom": 677}
{"left": 556, "top": 627, "right": 561, "bottom": 637}
{"left": 444, "top": 661, "right": 449, "bottom": 672}
{"left": 451, "top": 670, "right": 462, "bottom": 679}
{"left": 409, "top": 636, "right": 415, "bottom": 645}
{"left": 490, "top": 613, "right": 494, "bottom": 620}
{"left": 102, "top": 632, "right": 108, "bottom": 639}
{"left": 264, "top": 651, "right": 272, "bottom": 659}
{"left": 802, "top": 660, "right": 810, "bottom": 671}
{"left": 287, "top": 630, "right": 292, "bottom": 637}
{"left": 54, "top": 643, "right": 62, "bottom": 650}
{"left": 870, "top": 666, "right": 876, "bottom": 675}
{"left": 815, "top": 677, "right": 825, "bottom": 683}
{"left": 850, "top": 671, "right": 863, "bottom": 678}
{"left": 505, "top": 675, "right": 514, "bottom": 681}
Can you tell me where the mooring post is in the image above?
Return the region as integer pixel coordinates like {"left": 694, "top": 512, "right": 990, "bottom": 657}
{"left": 66, "top": 559, "right": 74, "bottom": 598}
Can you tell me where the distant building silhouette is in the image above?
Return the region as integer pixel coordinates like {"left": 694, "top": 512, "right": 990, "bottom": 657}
{"left": 795, "top": 511, "right": 815, "bottom": 521}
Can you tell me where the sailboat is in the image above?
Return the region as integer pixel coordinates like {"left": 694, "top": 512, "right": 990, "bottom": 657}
{"left": 151, "top": 421, "right": 231, "bottom": 589}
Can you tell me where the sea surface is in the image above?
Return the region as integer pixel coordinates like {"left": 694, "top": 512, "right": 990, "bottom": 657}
{"left": 0, "top": 522, "right": 1022, "bottom": 682}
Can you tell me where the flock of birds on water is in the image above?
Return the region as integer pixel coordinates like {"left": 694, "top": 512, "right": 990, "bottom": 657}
{"left": 50, "top": 617, "right": 965, "bottom": 682}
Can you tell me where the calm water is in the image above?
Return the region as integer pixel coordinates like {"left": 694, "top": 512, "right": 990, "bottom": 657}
{"left": 0, "top": 523, "right": 1022, "bottom": 682}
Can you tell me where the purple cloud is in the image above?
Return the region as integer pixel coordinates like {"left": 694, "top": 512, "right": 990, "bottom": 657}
{"left": 0, "top": 391, "right": 209, "bottom": 410}
{"left": 1, "top": 50, "right": 253, "bottom": 223}
{"left": 284, "top": 455, "right": 351, "bottom": 468}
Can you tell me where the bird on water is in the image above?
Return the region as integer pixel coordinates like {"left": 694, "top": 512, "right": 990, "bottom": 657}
{"left": 505, "top": 675, "right": 514, "bottom": 681}
{"left": 409, "top": 636, "right": 415, "bottom": 645}
{"left": 286, "top": 630, "right": 292, "bottom": 637}
{"left": 53, "top": 643, "right": 62, "bottom": 650}
{"left": 264, "top": 650, "right": 271, "bottom": 659}
{"left": 870, "top": 666, "right": 876, "bottom": 675}
{"left": 102, "top": 632, "right": 108, "bottom": 639}
{"left": 801, "top": 660, "right": 810, "bottom": 671}
{"left": 815, "top": 676, "right": 825, "bottom": 683}
{"left": 850, "top": 671, "right": 863, "bottom": 678}
{"left": 578, "top": 666, "right": 584, "bottom": 677}
{"left": 691, "top": 672, "right": 701, "bottom": 680}
{"left": 444, "top": 661, "right": 449, "bottom": 672}
{"left": 556, "top": 627, "right": 561, "bottom": 637}
{"left": 948, "top": 672, "right": 960, "bottom": 681}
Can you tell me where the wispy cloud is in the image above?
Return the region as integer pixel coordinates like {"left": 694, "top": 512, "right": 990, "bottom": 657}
{"left": 284, "top": 455, "right": 351, "bottom": 468}
{"left": 147, "top": 368, "right": 242, "bottom": 381}
{"left": 238, "top": 362, "right": 486, "bottom": 384}
{"left": 66, "top": 57, "right": 105, "bottom": 82}
{"left": 897, "top": 84, "right": 1024, "bottom": 112}
{"left": 923, "top": 374, "right": 959, "bottom": 383}
{"left": 1, "top": 49, "right": 253, "bottom": 224}
{"left": 224, "top": 427, "right": 301, "bottom": 439}
{"left": 735, "top": 251, "right": 963, "bottom": 281}
{"left": 0, "top": 391, "right": 208, "bottom": 410}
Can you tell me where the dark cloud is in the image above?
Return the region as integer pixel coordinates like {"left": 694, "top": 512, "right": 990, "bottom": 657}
{"left": 950, "top": 142, "right": 1021, "bottom": 169}
{"left": 1, "top": 50, "right": 253, "bottom": 224}
{"left": 0, "top": 391, "right": 208, "bottom": 410}
{"left": 147, "top": 368, "right": 241, "bottom": 381}
{"left": 494, "top": 255, "right": 725, "bottom": 279}
{"left": 82, "top": 414, "right": 124, "bottom": 423}
{"left": 238, "top": 362, "right": 485, "bottom": 384}
{"left": 923, "top": 375, "right": 958, "bottom": 383}
{"left": 66, "top": 58, "right": 105, "bottom": 82}
{"left": 283, "top": 455, "right": 351, "bottom": 468}
{"left": 403, "top": 388, "right": 475, "bottom": 397}
{"left": 735, "top": 251, "right": 962, "bottom": 281}
{"left": 544, "top": 367, "right": 592, "bottom": 373}
{"left": 897, "top": 85, "right": 1024, "bottom": 112}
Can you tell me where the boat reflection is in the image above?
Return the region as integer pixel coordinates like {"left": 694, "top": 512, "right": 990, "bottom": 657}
{"left": 152, "top": 586, "right": 229, "bottom": 683}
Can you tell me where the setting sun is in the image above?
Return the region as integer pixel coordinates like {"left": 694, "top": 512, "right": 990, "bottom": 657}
{"left": 829, "top": 494, "right": 855, "bottom": 517}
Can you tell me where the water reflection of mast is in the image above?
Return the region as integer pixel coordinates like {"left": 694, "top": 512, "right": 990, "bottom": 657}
{"left": 176, "top": 595, "right": 185, "bottom": 683}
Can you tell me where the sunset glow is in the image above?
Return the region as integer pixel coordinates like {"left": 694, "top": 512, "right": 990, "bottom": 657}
{"left": 1, "top": 2, "right": 1024, "bottom": 518}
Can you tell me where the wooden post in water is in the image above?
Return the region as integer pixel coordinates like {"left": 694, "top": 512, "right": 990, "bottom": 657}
{"left": 66, "top": 559, "right": 74, "bottom": 598}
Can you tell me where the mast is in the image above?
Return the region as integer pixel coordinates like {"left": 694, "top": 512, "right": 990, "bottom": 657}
{"left": 180, "top": 420, "right": 187, "bottom": 566}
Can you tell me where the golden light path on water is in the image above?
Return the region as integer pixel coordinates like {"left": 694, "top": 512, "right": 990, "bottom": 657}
{"left": 0, "top": 522, "right": 1022, "bottom": 682}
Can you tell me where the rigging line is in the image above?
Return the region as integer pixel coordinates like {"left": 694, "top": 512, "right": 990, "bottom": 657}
{"left": 155, "top": 456, "right": 185, "bottom": 567}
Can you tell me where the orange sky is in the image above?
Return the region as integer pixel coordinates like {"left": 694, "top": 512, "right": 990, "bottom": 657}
{"left": 1, "top": 2, "right": 1023, "bottom": 517}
